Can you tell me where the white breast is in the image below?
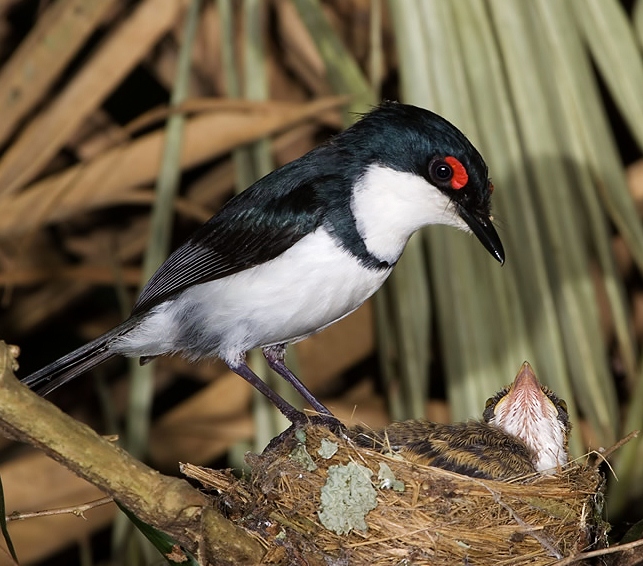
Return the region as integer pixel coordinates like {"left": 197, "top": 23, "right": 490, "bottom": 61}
{"left": 113, "top": 228, "right": 391, "bottom": 364}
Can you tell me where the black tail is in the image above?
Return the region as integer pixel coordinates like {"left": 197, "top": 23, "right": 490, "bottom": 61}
{"left": 21, "top": 319, "right": 138, "bottom": 395}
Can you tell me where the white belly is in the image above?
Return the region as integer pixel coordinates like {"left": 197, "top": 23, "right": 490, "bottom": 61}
{"left": 113, "top": 228, "right": 391, "bottom": 364}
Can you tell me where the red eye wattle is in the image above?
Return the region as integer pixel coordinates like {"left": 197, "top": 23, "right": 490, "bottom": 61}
{"left": 444, "top": 156, "right": 468, "bottom": 189}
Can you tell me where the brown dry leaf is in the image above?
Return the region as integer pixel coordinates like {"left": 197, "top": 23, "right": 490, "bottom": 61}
{"left": 184, "top": 157, "right": 236, "bottom": 206}
{"left": 0, "top": 217, "right": 149, "bottom": 332}
{"left": 627, "top": 158, "right": 643, "bottom": 215}
{"left": 327, "top": 385, "right": 450, "bottom": 429}
{"left": 271, "top": 123, "right": 322, "bottom": 166}
{"left": 0, "top": 264, "right": 141, "bottom": 288}
{"left": 0, "top": 0, "right": 119, "bottom": 146}
{"left": 0, "top": 0, "right": 186, "bottom": 196}
{"left": 149, "top": 371, "right": 254, "bottom": 468}
{"left": 633, "top": 291, "right": 643, "bottom": 343}
{"left": 296, "top": 302, "right": 374, "bottom": 391}
{"left": 330, "top": 381, "right": 390, "bottom": 428}
{"left": 0, "top": 97, "right": 346, "bottom": 239}
{"left": 0, "top": 97, "right": 345, "bottom": 237}
{"left": 194, "top": 1, "right": 223, "bottom": 94}
{"left": 613, "top": 234, "right": 634, "bottom": 277}
{"left": 0, "top": 451, "right": 116, "bottom": 564}
{"left": 274, "top": 0, "right": 329, "bottom": 95}
{"left": 4, "top": 280, "right": 94, "bottom": 333}
{"left": 0, "top": 2, "right": 22, "bottom": 16}
{"left": 71, "top": 110, "right": 129, "bottom": 161}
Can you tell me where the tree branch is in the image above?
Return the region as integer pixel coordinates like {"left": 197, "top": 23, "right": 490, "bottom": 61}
{"left": 0, "top": 341, "right": 263, "bottom": 565}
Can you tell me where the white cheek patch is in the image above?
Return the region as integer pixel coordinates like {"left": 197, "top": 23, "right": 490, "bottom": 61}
{"left": 350, "top": 164, "right": 469, "bottom": 264}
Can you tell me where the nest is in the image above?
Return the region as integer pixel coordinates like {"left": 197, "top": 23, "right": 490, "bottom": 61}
{"left": 182, "top": 423, "right": 608, "bottom": 566}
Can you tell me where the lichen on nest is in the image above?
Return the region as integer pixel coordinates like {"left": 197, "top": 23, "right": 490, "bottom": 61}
{"left": 182, "top": 423, "right": 608, "bottom": 566}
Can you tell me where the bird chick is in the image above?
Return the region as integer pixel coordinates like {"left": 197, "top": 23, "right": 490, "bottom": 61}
{"left": 352, "top": 362, "right": 570, "bottom": 480}
{"left": 483, "top": 361, "right": 570, "bottom": 474}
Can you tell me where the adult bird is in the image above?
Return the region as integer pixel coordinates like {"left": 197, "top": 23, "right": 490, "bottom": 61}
{"left": 22, "top": 102, "right": 504, "bottom": 423}
{"left": 352, "top": 362, "right": 570, "bottom": 479}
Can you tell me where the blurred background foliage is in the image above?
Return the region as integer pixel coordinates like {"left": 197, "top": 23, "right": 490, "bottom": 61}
{"left": 0, "top": 0, "right": 642, "bottom": 563}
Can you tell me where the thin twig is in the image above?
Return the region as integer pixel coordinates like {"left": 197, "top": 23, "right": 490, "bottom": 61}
{"left": 553, "top": 537, "right": 643, "bottom": 565}
{"left": 7, "top": 496, "right": 114, "bottom": 522}
{"left": 593, "top": 430, "right": 639, "bottom": 464}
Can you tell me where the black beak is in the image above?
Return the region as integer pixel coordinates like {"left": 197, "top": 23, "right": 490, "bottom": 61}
{"left": 458, "top": 207, "right": 505, "bottom": 265}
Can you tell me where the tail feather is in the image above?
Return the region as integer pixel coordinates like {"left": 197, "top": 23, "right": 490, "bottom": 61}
{"left": 21, "top": 319, "right": 137, "bottom": 395}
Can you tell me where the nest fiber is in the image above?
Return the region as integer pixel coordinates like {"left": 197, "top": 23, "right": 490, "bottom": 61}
{"left": 182, "top": 424, "right": 607, "bottom": 565}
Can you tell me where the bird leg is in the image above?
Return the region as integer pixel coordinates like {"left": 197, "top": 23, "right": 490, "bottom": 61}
{"left": 228, "top": 358, "right": 306, "bottom": 424}
{"left": 262, "top": 344, "right": 333, "bottom": 416}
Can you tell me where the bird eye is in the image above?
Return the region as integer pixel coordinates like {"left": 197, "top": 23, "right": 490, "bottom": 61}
{"left": 429, "top": 156, "right": 469, "bottom": 189}
{"left": 429, "top": 159, "right": 454, "bottom": 183}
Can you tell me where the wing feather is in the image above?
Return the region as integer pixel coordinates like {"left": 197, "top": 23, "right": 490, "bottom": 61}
{"left": 132, "top": 179, "right": 326, "bottom": 314}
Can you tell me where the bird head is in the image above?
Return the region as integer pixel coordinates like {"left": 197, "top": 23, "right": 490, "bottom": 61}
{"left": 483, "top": 362, "right": 571, "bottom": 473}
{"left": 342, "top": 102, "right": 504, "bottom": 265}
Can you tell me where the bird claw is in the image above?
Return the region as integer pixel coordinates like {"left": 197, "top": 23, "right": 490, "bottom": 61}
{"left": 305, "top": 413, "right": 345, "bottom": 435}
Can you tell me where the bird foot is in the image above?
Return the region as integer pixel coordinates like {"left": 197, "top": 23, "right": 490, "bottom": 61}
{"left": 304, "top": 413, "right": 346, "bottom": 435}
{"left": 263, "top": 412, "right": 346, "bottom": 454}
{"left": 279, "top": 411, "right": 345, "bottom": 434}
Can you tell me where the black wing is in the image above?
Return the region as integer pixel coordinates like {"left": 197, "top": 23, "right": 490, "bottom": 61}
{"left": 132, "top": 178, "right": 327, "bottom": 315}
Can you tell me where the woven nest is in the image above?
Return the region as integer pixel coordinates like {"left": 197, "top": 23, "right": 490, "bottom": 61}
{"left": 182, "top": 423, "right": 608, "bottom": 566}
